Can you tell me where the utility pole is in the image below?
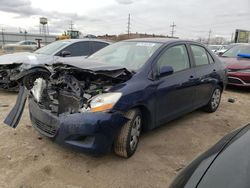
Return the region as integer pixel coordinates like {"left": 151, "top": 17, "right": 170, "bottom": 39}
{"left": 170, "top": 22, "right": 176, "bottom": 37}
{"left": 1, "top": 28, "right": 5, "bottom": 46}
{"left": 208, "top": 29, "right": 212, "bottom": 45}
{"left": 231, "top": 32, "right": 234, "bottom": 43}
{"left": 69, "top": 20, "right": 74, "bottom": 31}
{"left": 127, "top": 14, "right": 131, "bottom": 39}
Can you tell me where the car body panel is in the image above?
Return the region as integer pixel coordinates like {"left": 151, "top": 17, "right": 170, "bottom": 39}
{"left": 170, "top": 124, "right": 250, "bottom": 188}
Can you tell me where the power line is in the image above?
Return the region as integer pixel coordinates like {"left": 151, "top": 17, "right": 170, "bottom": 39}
{"left": 170, "top": 22, "right": 176, "bottom": 37}
{"left": 127, "top": 14, "right": 131, "bottom": 38}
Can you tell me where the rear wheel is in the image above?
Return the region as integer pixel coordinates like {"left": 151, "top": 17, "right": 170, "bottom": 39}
{"left": 203, "top": 86, "right": 222, "bottom": 113}
{"left": 114, "top": 109, "right": 142, "bottom": 158}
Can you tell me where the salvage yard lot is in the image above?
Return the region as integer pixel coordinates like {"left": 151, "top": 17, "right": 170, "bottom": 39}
{"left": 0, "top": 88, "right": 249, "bottom": 188}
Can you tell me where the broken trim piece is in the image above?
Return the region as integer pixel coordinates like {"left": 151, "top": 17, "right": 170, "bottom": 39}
{"left": 4, "top": 85, "right": 28, "bottom": 128}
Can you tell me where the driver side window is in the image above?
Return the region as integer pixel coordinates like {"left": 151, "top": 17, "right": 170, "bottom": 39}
{"left": 157, "top": 45, "right": 190, "bottom": 73}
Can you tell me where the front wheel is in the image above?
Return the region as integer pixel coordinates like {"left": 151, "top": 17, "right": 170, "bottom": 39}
{"left": 114, "top": 109, "right": 142, "bottom": 158}
{"left": 203, "top": 86, "right": 222, "bottom": 113}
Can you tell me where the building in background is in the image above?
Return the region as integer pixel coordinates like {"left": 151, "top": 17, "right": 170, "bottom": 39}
{"left": 234, "top": 29, "right": 250, "bottom": 43}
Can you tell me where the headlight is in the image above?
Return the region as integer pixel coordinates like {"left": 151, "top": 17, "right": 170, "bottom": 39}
{"left": 31, "top": 78, "right": 46, "bottom": 102}
{"left": 90, "top": 92, "right": 122, "bottom": 112}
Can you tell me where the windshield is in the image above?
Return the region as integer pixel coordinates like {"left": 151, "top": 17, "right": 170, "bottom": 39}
{"left": 35, "top": 40, "right": 71, "bottom": 55}
{"left": 222, "top": 45, "right": 250, "bottom": 57}
{"left": 88, "top": 41, "right": 162, "bottom": 71}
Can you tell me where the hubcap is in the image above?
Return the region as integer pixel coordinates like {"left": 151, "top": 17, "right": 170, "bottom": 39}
{"left": 211, "top": 89, "right": 221, "bottom": 109}
{"left": 130, "top": 116, "right": 141, "bottom": 151}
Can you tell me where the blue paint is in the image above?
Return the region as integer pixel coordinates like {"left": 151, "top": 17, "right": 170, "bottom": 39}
{"left": 238, "top": 53, "right": 250, "bottom": 58}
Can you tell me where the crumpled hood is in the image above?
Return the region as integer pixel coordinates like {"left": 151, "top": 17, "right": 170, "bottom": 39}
{"left": 219, "top": 57, "right": 250, "bottom": 70}
{"left": 0, "top": 52, "right": 55, "bottom": 65}
{"left": 54, "top": 58, "right": 131, "bottom": 72}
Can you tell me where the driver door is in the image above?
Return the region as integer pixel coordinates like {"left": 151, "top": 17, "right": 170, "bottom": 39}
{"left": 154, "top": 44, "right": 196, "bottom": 126}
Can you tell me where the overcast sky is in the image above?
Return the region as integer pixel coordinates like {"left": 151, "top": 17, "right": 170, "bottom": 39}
{"left": 0, "top": 0, "right": 249, "bottom": 40}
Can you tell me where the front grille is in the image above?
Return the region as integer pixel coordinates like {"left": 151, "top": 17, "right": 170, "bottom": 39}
{"left": 228, "top": 77, "right": 244, "bottom": 85}
{"left": 31, "top": 115, "right": 58, "bottom": 137}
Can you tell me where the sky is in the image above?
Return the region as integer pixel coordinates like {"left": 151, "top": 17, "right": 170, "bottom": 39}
{"left": 0, "top": 0, "right": 249, "bottom": 40}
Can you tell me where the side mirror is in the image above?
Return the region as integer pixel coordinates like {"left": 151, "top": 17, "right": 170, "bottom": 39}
{"left": 218, "top": 52, "right": 224, "bottom": 57}
{"left": 159, "top": 66, "right": 174, "bottom": 77}
{"left": 60, "top": 51, "right": 71, "bottom": 57}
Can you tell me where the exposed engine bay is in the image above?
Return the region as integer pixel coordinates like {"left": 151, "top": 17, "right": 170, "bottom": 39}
{"left": 23, "top": 64, "right": 131, "bottom": 116}
{"left": 0, "top": 64, "right": 22, "bottom": 90}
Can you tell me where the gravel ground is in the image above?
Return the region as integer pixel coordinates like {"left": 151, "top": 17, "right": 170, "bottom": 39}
{"left": 0, "top": 87, "right": 249, "bottom": 188}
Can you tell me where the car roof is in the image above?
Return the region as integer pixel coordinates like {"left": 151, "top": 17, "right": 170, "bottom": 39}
{"left": 60, "top": 38, "right": 113, "bottom": 44}
{"left": 124, "top": 37, "right": 195, "bottom": 44}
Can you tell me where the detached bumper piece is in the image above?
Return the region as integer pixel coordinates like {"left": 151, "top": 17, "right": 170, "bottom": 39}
{"left": 29, "top": 99, "right": 127, "bottom": 155}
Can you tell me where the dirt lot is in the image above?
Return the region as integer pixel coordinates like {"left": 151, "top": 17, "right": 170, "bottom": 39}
{"left": 0, "top": 88, "right": 249, "bottom": 188}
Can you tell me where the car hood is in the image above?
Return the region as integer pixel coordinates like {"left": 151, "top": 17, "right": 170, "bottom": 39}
{"left": 0, "top": 52, "right": 55, "bottom": 65}
{"left": 52, "top": 59, "right": 133, "bottom": 79}
{"left": 219, "top": 57, "right": 250, "bottom": 70}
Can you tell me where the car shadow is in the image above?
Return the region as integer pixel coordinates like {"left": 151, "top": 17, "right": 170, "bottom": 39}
{"left": 226, "top": 85, "right": 250, "bottom": 93}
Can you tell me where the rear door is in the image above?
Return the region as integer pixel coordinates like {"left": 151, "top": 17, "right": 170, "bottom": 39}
{"left": 189, "top": 44, "right": 219, "bottom": 107}
{"left": 154, "top": 43, "right": 196, "bottom": 125}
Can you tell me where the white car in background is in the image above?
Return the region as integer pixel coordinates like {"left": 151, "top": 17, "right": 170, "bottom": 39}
{"left": 2, "top": 40, "right": 38, "bottom": 53}
{"left": 208, "top": 45, "right": 224, "bottom": 53}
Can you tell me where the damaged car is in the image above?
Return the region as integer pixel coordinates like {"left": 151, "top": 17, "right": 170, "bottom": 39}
{"left": 5, "top": 38, "right": 227, "bottom": 158}
{"left": 0, "top": 39, "right": 111, "bottom": 91}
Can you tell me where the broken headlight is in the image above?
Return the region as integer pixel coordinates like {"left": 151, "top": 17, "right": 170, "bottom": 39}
{"left": 31, "top": 78, "right": 46, "bottom": 103}
{"left": 89, "top": 92, "right": 122, "bottom": 112}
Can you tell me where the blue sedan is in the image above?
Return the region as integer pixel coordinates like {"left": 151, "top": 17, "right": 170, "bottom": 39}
{"left": 5, "top": 38, "right": 227, "bottom": 158}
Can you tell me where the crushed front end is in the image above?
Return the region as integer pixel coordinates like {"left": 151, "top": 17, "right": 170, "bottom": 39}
{"left": 7, "top": 64, "right": 130, "bottom": 154}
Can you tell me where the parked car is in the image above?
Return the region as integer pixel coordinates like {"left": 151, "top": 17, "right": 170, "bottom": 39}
{"left": 0, "top": 39, "right": 111, "bottom": 91}
{"left": 208, "top": 45, "right": 224, "bottom": 53}
{"left": 4, "top": 38, "right": 227, "bottom": 158}
{"left": 2, "top": 40, "right": 38, "bottom": 53}
{"left": 170, "top": 124, "right": 250, "bottom": 188}
{"left": 219, "top": 44, "right": 250, "bottom": 87}
{"left": 215, "top": 43, "right": 243, "bottom": 56}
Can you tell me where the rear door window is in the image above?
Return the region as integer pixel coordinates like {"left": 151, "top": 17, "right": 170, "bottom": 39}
{"left": 191, "top": 45, "right": 210, "bottom": 66}
{"left": 62, "top": 42, "right": 90, "bottom": 56}
{"left": 92, "top": 42, "right": 109, "bottom": 53}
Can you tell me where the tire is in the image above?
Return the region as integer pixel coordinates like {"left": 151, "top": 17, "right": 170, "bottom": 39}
{"left": 203, "top": 86, "right": 222, "bottom": 113}
{"left": 114, "top": 109, "right": 142, "bottom": 158}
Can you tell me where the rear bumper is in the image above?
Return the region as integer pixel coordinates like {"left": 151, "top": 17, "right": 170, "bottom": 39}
{"left": 29, "top": 99, "right": 128, "bottom": 155}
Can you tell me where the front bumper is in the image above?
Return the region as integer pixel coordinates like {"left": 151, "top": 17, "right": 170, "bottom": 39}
{"left": 227, "top": 72, "right": 250, "bottom": 87}
{"left": 29, "top": 99, "right": 128, "bottom": 155}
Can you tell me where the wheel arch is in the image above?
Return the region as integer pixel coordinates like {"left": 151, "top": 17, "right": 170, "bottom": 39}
{"left": 131, "top": 105, "right": 153, "bottom": 132}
